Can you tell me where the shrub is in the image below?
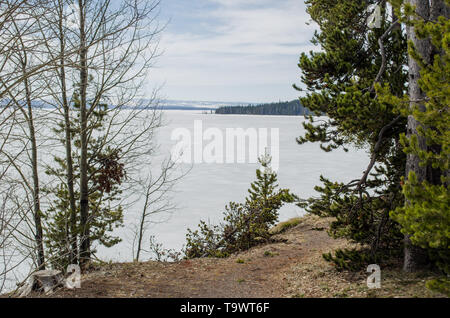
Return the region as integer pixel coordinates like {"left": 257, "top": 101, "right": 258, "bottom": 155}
{"left": 184, "top": 154, "right": 296, "bottom": 258}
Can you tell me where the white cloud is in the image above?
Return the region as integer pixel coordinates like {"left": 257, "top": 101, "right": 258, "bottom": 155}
{"left": 150, "top": 0, "right": 319, "bottom": 102}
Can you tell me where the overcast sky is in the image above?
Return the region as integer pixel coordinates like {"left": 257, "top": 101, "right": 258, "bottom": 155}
{"left": 149, "top": 0, "right": 318, "bottom": 104}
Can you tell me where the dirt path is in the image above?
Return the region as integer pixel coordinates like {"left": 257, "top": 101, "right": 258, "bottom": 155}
{"left": 48, "top": 216, "right": 339, "bottom": 298}
{"left": 6, "top": 215, "right": 445, "bottom": 298}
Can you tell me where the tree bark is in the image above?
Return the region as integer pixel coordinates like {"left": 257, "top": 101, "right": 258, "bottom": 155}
{"left": 58, "top": 1, "right": 78, "bottom": 265}
{"left": 17, "top": 42, "right": 46, "bottom": 269}
{"left": 18, "top": 270, "right": 63, "bottom": 297}
{"left": 135, "top": 189, "right": 149, "bottom": 262}
{"left": 403, "top": 0, "right": 448, "bottom": 272}
{"left": 404, "top": 0, "right": 430, "bottom": 272}
{"left": 78, "top": 0, "right": 90, "bottom": 267}
{"left": 24, "top": 75, "right": 45, "bottom": 270}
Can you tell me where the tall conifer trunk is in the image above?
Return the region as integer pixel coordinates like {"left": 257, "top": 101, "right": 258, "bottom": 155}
{"left": 404, "top": 0, "right": 430, "bottom": 272}
{"left": 403, "top": 0, "right": 448, "bottom": 272}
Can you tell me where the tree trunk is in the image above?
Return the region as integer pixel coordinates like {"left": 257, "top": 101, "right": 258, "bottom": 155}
{"left": 23, "top": 63, "right": 45, "bottom": 270}
{"left": 403, "top": 0, "right": 448, "bottom": 272}
{"left": 78, "top": 0, "right": 90, "bottom": 267}
{"left": 135, "top": 188, "right": 150, "bottom": 262}
{"left": 18, "top": 270, "right": 63, "bottom": 297}
{"left": 58, "top": 1, "right": 78, "bottom": 265}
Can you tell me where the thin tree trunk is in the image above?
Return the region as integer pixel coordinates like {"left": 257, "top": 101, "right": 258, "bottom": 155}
{"left": 78, "top": 0, "right": 90, "bottom": 267}
{"left": 9, "top": 9, "right": 47, "bottom": 270}
{"left": 23, "top": 67, "right": 45, "bottom": 269}
{"left": 135, "top": 188, "right": 150, "bottom": 262}
{"left": 58, "top": 1, "right": 78, "bottom": 265}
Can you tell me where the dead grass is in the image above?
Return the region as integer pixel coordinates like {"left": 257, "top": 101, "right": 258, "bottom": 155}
{"left": 281, "top": 240, "right": 445, "bottom": 298}
{"left": 5, "top": 214, "right": 447, "bottom": 298}
{"left": 269, "top": 217, "right": 303, "bottom": 235}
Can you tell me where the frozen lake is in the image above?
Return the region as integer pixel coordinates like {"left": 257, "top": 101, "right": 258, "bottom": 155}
{"left": 1, "top": 109, "right": 371, "bottom": 292}
{"left": 96, "top": 110, "right": 370, "bottom": 262}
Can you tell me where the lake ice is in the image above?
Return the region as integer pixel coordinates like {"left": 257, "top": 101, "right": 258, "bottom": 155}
{"left": 95, "top": 110, "right": 370, "bottom": 262}
{"left": 0, "top": 109, "right": 372, "bottom": 292}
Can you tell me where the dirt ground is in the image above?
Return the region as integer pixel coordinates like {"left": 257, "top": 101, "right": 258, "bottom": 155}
{"left": 7, "top": 215, "right": 447, "bottom": 298}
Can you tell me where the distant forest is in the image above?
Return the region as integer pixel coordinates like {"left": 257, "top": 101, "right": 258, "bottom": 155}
{"left": 215, "top": 100, "right": 312, "bottom": 116}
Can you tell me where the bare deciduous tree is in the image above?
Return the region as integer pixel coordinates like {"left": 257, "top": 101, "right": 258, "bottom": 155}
{"left": 133, "top": 158, "right": 189, "bottom": 262}
{"left": 1, "top": 0, "right": 168, "bottom": 287}
{"left": 67, "top": 0, "right": 164, "bottom": 266}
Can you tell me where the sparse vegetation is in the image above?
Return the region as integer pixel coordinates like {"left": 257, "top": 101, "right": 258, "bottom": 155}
{"left": 184, "top": 154, "right": 296, "bottom": 258}
{"left": 7, "top": 215, "right": 445, "bottom": 298}
{"left": 269, "top": 217, "right": 303, "bottom": 235}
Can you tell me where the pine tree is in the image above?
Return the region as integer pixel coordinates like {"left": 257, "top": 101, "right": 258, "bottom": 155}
{"left": 185, "top": 155, "right": 295, "bottom": 258}
{"left": 245, "top": 153, "right": 295, "bottom": 228}
{"left": 296, "top": 0, "right": 407, "bottom": 265}
{"left": 44, "top": 89, "right": 125, "bottom": 268}
{"left": 297, "top": 0, "right": 449, "bottom": 289}
{"left": 378, "top": 0, "right": 449, "bottom": 294}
